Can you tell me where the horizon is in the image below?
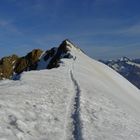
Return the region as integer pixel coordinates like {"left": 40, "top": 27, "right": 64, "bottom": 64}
{"left": 0, "top": 0, "right": 140, "bottom": 60}
{"left": 0, "top": 40, "right": 139, "bottom": 60}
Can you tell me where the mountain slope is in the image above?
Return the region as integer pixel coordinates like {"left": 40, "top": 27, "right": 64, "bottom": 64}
{"left": 101, "top": 57, "right": 140, "bottom": 89}
{"left": 0, "top": 41, "right": 140, "bottom": 140}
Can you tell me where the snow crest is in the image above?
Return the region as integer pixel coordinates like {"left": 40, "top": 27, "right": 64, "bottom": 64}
{"left": 0, "top": 44, "right": 140, "bottom": 140}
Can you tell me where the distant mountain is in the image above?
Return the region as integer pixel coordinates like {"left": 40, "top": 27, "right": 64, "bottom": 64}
{"left": 100, "top": 57, "right": 140, "bottom": 89}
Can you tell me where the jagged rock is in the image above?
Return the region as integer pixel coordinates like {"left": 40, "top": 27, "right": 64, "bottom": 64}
{"left": 26, "top": 49, "right": 43, "bottom": 70}
{"left": 47, "top": 40, "right": 70, "bottom": 69}
{"left": 14, "top": 57, "right": 29, "bottom": 74}
{"left": 0, "top": 54, "right": 18, "bottom": 65}
{"left": 14, "top": 49, "right": 43, "bottom": 74}
{"left": 44, "top": 48, "right": 56, "bottom": 61}
{"left": 0, "top": 55, "right": 19, "bottom": 79}
{"left": 0, "top": 40, "right": 75, "bottom": 80}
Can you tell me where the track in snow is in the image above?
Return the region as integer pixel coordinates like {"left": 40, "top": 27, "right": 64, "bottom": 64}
{"left": 70, "top": 70, "right": 83, "bottom": 140}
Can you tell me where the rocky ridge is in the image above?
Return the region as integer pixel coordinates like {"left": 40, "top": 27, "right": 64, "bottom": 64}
{"left": 0, "top": 39, "right": 75, "bottom": 80}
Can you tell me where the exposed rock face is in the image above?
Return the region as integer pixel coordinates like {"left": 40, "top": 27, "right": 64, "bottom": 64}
{"left": 26, "top": 49, "right": 43, "bottom": 69}
{"left": 0, "top": 55, "right": 18, "bottom": 79}
{"left": 47, "top": 40, "right": 71, "bottom": 69}
{"left": 36, "top": 39, "right": 74, "bottom": 70}
{"left": 14, "top": 57, "right": 28, "bottom": 74}
{"left": 0, "top": 40, "right": 76, "bottom": 80}
{"left": 0, "top": 49, "right": 43, "bottom": 79}
{"left": 14, "top": 49, "right": 43, "bottom": 74}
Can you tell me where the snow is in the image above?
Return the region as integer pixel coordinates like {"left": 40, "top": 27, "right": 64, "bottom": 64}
{"left": 72, "top": 50, "right": 140, "bottom": 140}
{"left": 127, "top": 61, "right": 140, "bottom": 68}
{"left": 37, "top": 48, "right": 58, "bottom": 70}
{"left": 0, "top": 43, "right": 140, "bottom": 140}
{"left": 37, "top": 51, "right": 52, "bottom": 70}
{"left": 37, "top": 56, "right": 51, "bottom": 70}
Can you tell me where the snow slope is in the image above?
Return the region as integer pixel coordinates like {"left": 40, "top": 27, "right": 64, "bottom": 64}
{"left": 0, "top": 42, "right": 140, "bottom": 140}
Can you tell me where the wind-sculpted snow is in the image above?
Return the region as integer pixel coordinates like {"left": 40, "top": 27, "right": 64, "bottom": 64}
{"left": 0, "top": 41, "right": 140, "bottom": 140}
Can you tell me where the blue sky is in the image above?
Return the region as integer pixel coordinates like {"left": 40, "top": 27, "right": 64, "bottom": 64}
{"left": 0, "top": 0, "right": 140, "bottom": 59}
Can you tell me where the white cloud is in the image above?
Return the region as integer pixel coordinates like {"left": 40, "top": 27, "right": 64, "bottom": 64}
{"left": 119, "top": 22, "right": 140, "bottom": 36}
{"left": 0, "top": 19, "right": 11, "bottom": 27}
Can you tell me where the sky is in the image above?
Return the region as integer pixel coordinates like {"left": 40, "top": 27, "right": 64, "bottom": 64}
{"left": 0, "top": 0, "right": 140, "bottom": 60}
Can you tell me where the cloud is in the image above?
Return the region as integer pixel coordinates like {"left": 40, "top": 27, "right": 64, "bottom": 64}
{"left": 84, "top": 42, "right": 140, "bottom": 60}
{"left": 0, "top": 19, "right": 10, "bottom": 26}
{"left": 0, "top": 19, "right": 22, "bottom": 35}
{"left": 70, "top": 18, "right": 140, "bottom": 38}
{"left": 14, "top": 0, "right": 66, "bottom": 20}
{"left": 119, "top": 22, "right": 140, "bottom": 36}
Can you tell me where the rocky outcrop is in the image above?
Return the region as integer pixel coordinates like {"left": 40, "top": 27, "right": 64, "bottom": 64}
{"left": 47, "top": 40, "right": 71, "bottom": 69}
{"left": 14, "top": 57, "right": 28, "bottom": 74}
{"left": 0, "top": 40, "right": 76, "bottom": 80}
{"left": 0, "top": 49, "right": 43, "bottom": 79}
{"left": 0, "top": 55, "right": 18, "bottom": 79}
{"left": 14, "top": 49, "right": 43, "bottom": 74}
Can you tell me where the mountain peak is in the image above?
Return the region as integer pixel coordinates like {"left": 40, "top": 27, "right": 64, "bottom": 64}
{"left": 62, "top": 39, "right": 73, "bottom": 45}
{"left": 61, "top": 39, "right": 79, "bottom": 51}
{"left": 0, "top": 40, "right": 81, "bottom": 80}
{"left": 119, "top": 56, "right": 130, "bottom": 62}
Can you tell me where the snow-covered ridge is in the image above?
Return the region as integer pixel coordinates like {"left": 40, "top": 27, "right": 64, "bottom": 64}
{"left": 0, "top": 41, "right": 140, "bottom": 140}
{"left": 0, "top": 39, "right": 81, "bottom": 80}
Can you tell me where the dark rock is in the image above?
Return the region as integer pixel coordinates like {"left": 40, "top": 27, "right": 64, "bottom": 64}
{"left": 47, "top": 40, "right": 70, "bottom": 69}
{"left": 0, "top": 40, "right": 75, "bottom": 80}
{"left": 14, "top": 57, "right": 29, "bottom": 74}
{"left": 25, "top": 49, "right": 43, "bottom": 70}
{"left": 44, "top": 48, "right": 56, "bottom": 61}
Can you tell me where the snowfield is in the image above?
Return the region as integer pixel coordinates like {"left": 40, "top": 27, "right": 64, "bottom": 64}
{"left": 0, "top": 42, "right": 140, "bottom": 140}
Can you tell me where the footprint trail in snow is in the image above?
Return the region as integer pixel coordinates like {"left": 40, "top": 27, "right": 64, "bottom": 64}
{"left": 70, "top": 70, "right": 83, "bottom": 140}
